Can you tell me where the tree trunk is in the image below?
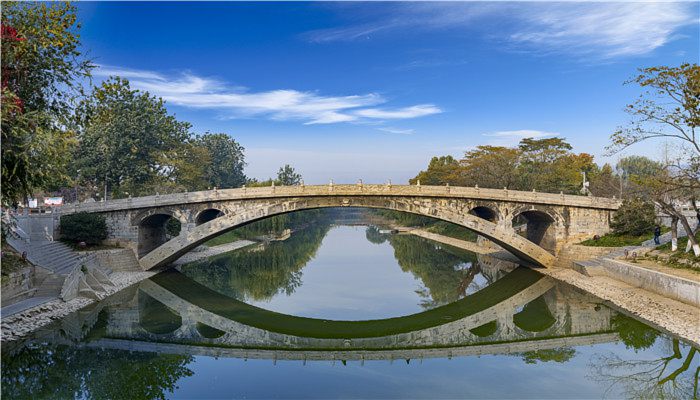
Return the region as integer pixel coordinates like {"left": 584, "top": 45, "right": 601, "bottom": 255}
{"left": 658, "top": 200, "right": 700, "bottom": 256}
{"left": 680, "top": 216, "right": 700, "bottom": 256}
{"left": 671, "top": 215, "right": 679, "bottom": 252}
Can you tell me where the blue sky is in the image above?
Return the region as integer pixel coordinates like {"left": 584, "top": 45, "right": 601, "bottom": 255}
{"left": 76, "top": 1, "right": 700, "bottom": 183}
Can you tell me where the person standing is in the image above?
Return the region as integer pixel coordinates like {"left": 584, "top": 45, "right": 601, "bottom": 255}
{"left": 653, "top": 225, "right": 661, "bottom": 245}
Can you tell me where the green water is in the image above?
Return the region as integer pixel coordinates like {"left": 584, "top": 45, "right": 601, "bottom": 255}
{"left": 2, "top": 210, "right": 698, "bottom": 399}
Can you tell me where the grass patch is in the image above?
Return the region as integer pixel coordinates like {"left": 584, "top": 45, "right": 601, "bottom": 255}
{"left": 580, "top": 227, "right": 669, "bottom": 247}
{"left": 1, "top": 246, "right": 31, "bottom": 285}
{"left": 655, "top": 229, "right": 700, "bottom": 252}
{"left": 205, "top": 230, "right": 245, "bottom": 247}
{"left": 150, "top": 267, "right": 544, "bottom": 339}
{"left": 426, "top": 221, "right": 478, "bottom": 242}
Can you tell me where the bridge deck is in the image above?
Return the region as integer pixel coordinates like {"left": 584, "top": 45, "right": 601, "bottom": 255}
{"left": 60, "top": 184, "right": 620, "bottom": 214}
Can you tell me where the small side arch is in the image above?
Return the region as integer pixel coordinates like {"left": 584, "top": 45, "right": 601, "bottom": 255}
{"left": 511, "top": 207, "right": 559, "bottom": 253}
{"left": 195, "top": 208, "right": 224, "bottom": 226}
{"left": 469, "top": 206, "right": 499, "bottom": 223}
{"left": 137, "top": 213, "right": 183, "bottom": 257}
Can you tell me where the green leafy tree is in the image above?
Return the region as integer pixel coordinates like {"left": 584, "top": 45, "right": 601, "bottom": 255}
{"left": 74, "top": 77, "right": 191, "bottom": 198}
{"left": 60, "top": 212, "right": 107, "bottom": 245}
{"left": 610, "top": 198, "right": 657, "bottom": 236}
{"left": 409, "top": 155, "right": 465, "bottom": 185}
{"left": 460, "top": 146, "right": 521, "bottom": 189}
{"left": 1, "top": 2, "right": 92, "bottom": 206}
{"left": 198, "top": 133, "right": 247, "bottom": 189}
{"left": 158, "top": 139, "right": 212, "bottom": 192}
{"left": 277, "top": 164, "right": 302, "bottom": 186}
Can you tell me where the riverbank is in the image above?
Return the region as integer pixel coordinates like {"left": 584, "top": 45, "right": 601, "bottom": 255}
{"left": 1, "top": 240, "right": 257, "bottom": 343}
{"left": 1, "top": 269, "right": 156, "bottom": 343}
{"left": 403, "top": 229, "right": 700, "bottom": 347}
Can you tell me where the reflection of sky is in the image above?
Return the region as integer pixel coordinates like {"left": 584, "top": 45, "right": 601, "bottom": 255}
{"left": 247, "top": 225, "right": 445, "bottom": 320}
{"left": 169, "top": 337, "right": 699, "bottom": 399}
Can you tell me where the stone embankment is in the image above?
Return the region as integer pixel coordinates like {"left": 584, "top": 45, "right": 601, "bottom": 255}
{"left": 404, "top": 229, "right": 700, "bottom": 347}
{"left": 1, "top": 240, "right": 260, "bottom": 342}
{"left": 1, "top": 270, "right": 155, "bottom": 342}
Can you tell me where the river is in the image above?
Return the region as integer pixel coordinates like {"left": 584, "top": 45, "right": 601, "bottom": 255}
{"left": 2, "top": 209, "right": 698, "bottom": 399}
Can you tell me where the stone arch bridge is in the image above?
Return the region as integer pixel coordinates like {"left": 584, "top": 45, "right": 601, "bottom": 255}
{"left": 59, "top": 184, "right": 620, "bottom": 270}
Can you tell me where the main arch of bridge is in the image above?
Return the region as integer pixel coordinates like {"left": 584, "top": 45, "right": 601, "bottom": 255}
{"left": 60, "top": 185, "right": 618, "bottom": 270}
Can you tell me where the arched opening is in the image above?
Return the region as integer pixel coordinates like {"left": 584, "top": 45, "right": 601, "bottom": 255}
{"left": 469, "top": 320, "right": 497, "bottom": 337}
{"left": 196, "top": 322, "right": 226, "bottom": 339}
{"left": 469, "top": 206, "right": 497, "bottom": 222}
{"left": 139, "top": 198, "right": 557, "bottom": 270}
{"left": 138, "top": 213, "right": 182, "bottom": 257}
{"left": 512, "top": 210, "right": 556, "bottom": 253}
{"left": 513, "top": 295, "right": 556, "bottom": 333}
{"left": 196, "top": 208, "right": 224, "bottom": 226}
{"left": 138, "top": 290, "right": 182, "bottom": 335}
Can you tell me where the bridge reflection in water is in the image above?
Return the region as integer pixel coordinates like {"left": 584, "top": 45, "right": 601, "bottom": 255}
{"left": 53, "top": 264, "right": 618, "bottom": 363}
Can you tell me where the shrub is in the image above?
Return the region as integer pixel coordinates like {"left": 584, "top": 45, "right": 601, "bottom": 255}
{"left": 60, "top": 212, "right": 107, "bottom": 245}
{"left": 610, "top": 197, "right": 657, "bottom": 236}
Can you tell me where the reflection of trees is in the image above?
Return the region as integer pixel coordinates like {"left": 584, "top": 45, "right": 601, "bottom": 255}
{"left": 520, "top": 348, "right": 576, "bottom": 364}
{"left": 387, "top": 234, "right": 481, "bottom": 307}
{"left": 612, "top": 314, "right": 659, "bottom": 351}
{"left": 180, "top": 222, "right": 330, "bottom": 301}
{"left": 588, "top": 337, "right": 698, "bottom": 399}
{"left": 1, "top": 344, "right": 193, "bottom": 400}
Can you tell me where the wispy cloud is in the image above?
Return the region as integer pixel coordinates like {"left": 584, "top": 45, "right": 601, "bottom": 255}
{"left": 483, "top": 129, "right": 557, "bottom": 146}
{"left": 378, "top": 127, "right": 415, "bottom": 135}
{"left": 355, "top": 105, "right": 441, "bottom": 120}
{"left": 305, "top": 2, "right": 698, "bottom": 59}
{"left": 507, "top": 2, "right": 698, "bottom": 58}
{"left": 93, "top": 65, "right": 442, "bottom": 125}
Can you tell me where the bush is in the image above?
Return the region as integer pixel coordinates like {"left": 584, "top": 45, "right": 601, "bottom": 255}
{"left": 60, "top": 212, "right": 107, "bottom": 245}
{"left": 610, "top": 197, "right": 657, "bottom": 236}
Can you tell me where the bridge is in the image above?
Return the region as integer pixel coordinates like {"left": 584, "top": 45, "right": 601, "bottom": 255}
{"left": 42, "top": 265, "right": 618, "bottom": 361}
{"left": 59, "top": 184, "right": 620, "bottom": 270}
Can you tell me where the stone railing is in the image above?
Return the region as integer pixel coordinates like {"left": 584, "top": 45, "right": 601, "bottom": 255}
{"left": 59, "top": 184, "right": 621, "bottom": 215}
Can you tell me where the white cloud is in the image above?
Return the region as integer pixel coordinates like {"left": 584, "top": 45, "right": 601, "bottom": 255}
{"left": 93, "top": 65, "right": 441, "bottom": 125}
{"left": 507, "top": 3, "right": 698, "bottom": 58}
{"left": 354, "top": 105, "right": 442, "bottom": 119}
{"left": 483, "top": 129, "right": 558, "bottom": 146}
{"left": 378, "top": 127, "right": 415, "bottom": 135}
{"left": 306, "top": 2, "right": 698, "bottom": 59}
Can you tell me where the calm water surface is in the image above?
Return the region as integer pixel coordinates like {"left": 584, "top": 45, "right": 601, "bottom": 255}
{"left": 2, "top": 211, "right": 698, "bottom": 399}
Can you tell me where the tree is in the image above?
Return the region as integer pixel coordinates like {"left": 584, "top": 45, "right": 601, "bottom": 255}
{"left": 410, "top": 138, "right": 601, "bottom": 195}
{"left": 1, "top": 2, "right": 92, "bottom": 206}
{"left": 74, "top": 77, "right": 191, "bottom": 198}
{"left": 460, "top": 146, "right": 520, "bottom": 189}
{"left": 610, "top": 198, "right": 657, "bottom": 236}
{"left": 198, "top": 133, "right": 247, "bottom": 189}
{"left": 589, "top": 164, "right": 620, "bottom": 198}
{"left": 277, "top": 164, "right": 302, "bottom": 186}
{"left": 608, "top": 64, "right": 700, "bottom": 255}
{"left": 517, "top": 137, "right": 590, "bottom": 193}
{"left": 158, "top": 139, "right": 212, "bottom": 192}
{"left": 409, "top": 156, "right": 465, "bottom": 185}
{"left": 60, "top": 212, "right": 107, "bottom": 245}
